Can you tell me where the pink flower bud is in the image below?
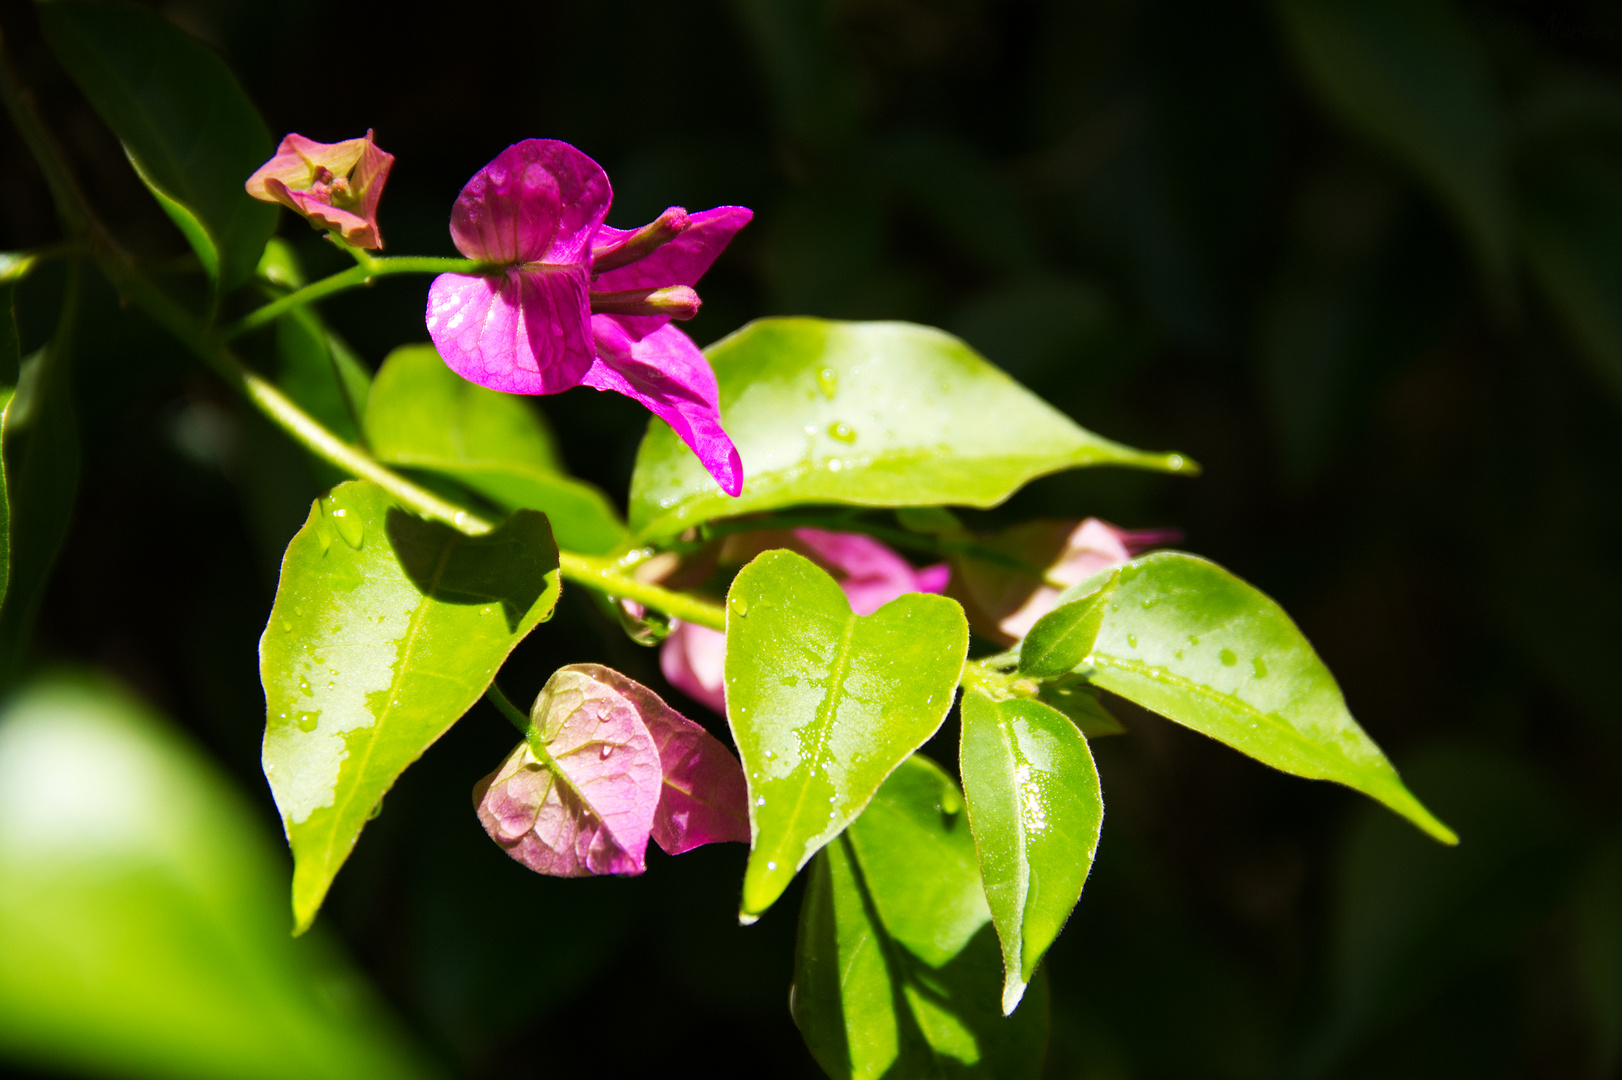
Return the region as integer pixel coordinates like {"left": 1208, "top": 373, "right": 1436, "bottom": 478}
{"left": 246, "top": 130, "right": 394, "bottom": 250}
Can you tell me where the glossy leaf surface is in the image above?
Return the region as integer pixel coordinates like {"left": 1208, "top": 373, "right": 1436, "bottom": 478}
{"left": 366, "top": 345, "right": 626, "bottom": 553}
{"left": 629, "top": 318, "right": 1191, "bottom": 540}
{"left": 1022, "top": 552, "right": 1455, "bottom": 843}
{"left": 725, "top": 549, "right": 968, "bottom": 920}
{"left": 792, "top": 757, "right": 1048, "bottom": 1079}
{"left": 1275, "top": 0, "right": 1511, "bottom": 282}
{"left": 0, "top": 674, "right": 427, "bottom": 1078}
{"left": 262, "top": 481, "right": 560, "bottom": 931}
{"left": 959, "top": 691, "right": 1103, "bottom": 1014}
{"left": 40, "top": 1, "right": 277, "bottom": 289}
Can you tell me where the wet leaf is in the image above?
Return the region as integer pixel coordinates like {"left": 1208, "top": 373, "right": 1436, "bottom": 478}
{"left": 261, "top": 481, "right": 560, "bottom": 931}
{"left": 0, "top": 673, "right": 429, "bottom": 1078}
{"left": 959, "top": 691, "right": 1103, "bottom": 1014}
{"left": 792, "top": 756, "right": 1048, "bottom": 1079}
{"left": 724, "top": 549, "right": 968, "bottom": 920}
{"left": 628, "top": 318, "right": 1192, "bottom": 541}
{"left": 1020, "top": 552, "right": 1455, "bottom": 843}
{"left": 40, "top": 1, "right": 277, "bottom": 289}
{"left": 366, "top": 345, "right": 626, "bottom": 553}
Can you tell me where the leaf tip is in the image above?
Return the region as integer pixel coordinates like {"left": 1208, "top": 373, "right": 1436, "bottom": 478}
{"left": 1000, "top": 975, "right": 1028, "bottom": 1016}
{"left": 737, "top": 910, "right": 760, "bottom": 927}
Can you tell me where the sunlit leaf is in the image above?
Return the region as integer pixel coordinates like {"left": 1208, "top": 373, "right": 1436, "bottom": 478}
{"left": 792, "top": 757, "right": 1048, "bottom": 1079}
{"left": 0, "top": 673, "right": 429, "bottom": 1078}
{"left": 1021, "top": 552, "right": 1456, "bottom": 843}
{"left": 629, "top": 318, "right": 1192, "bottom": 541}
{"left": 261, "top": 481, "right": 560, "bottom": 932}
{"left": 724, "top": 549, "right": 968, "bottom": 920}
{"left": 366, "top": 345, "right": 626, "bottom": 554}
{"left": 1275, "top": 0, "right": 1512, "bottom": 284}
{"left": 959, "top": 691, "right": 1103, "bottom": 1014}
{"left": 39, "top": 0, "right": 277, "bottom": 289}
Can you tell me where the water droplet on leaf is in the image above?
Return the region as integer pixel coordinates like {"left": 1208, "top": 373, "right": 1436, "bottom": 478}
{"left": 1219, "top": 648, "right": 1238, "bottom": 666}
{"left": 827, "top": 421, "right": 856, "bottom": 443}
{"left": 816, "top": 368, "right": 838, "bottom": 398}
{"left": 298, "top": 677, "right": 313, "bottom": 696}
{"left": 730, "top": 595, "right": 749, "bottom": 616}
{"left": 331, "top": 508, "right": 364, "bottom": 549}
{"left": 767, "top": 861, "right": 778, "bottom": 871}
{"left": 600, "top": 744, "right": 612, "bottom": 759}
{"left": 1252, "top": 657, "right": 1268, "bottom": 678}
{"left": 295, "top": 711, "right": 319, "bottom": 732}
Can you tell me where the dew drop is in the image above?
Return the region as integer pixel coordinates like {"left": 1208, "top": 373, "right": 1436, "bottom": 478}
{"left": 816, "top": 367, "right": 838, "bottom": 398}
{"left": 1219, "top": 648, "right": 1238, "bottom": 666}
{"left": 767, "top": 861, "right": 778, "bottom": 871}
{"left": 827, "top": 421, "right": 856, "bottom": 443}
{"left": 756, "top": 796, "right": 766, "bottom": 807}
{"left": 331, "top": 507, "right": 365, "bottom": 549}
{"left": 317, "top": 528, "right": 331, "bottom": 555}
{"left": 281, "top": 620, "right": 293, "bottom": 632}
{"left": 298, "top": 677, "right": 313, "bottom": 696}
{"left": 600, "top": 744, "right": 613, "bottom": 759}
{"left": 730, "top": 594, "right": 749, "bottom": 616}
{"left": 1141, "top": 597, "right": 1157, "bottom": 609}
{"left": 827, "top": 459, "right": 842, "bottom": 472}
{"left": 764, "top": 749, "right": 775, "bottom": 759}
{"left": 1188, "top": 635, "right": 1200, "bottom": 646}
{"left": 367, "top": 797, "right": 384, "bottom": 821}
{"left": 295, "top": 711, "right": 319, "bottom": 732}
{"left": 1251, "top": 657, "right": 1268, "bottom": 678}
{"left": 1126, "top": 634, "right": 1137, "bottom": 648}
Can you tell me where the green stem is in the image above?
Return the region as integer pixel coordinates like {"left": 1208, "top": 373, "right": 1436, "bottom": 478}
{"left": 557, "top": 553, "right": 728, "bottom": 632}
{"left": 485, "top": 683, "right": 532, "bottom": 736}
{"left": 220, "top": 256, "right": 496, "bottom": 340}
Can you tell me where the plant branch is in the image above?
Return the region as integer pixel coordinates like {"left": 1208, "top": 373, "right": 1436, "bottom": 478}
{"left": 220, "top": 256, "right": 496, "bottom": 340}
{"left": 485, "top": 683, "right": 533, "bottom": 736}
{"left": 557, "top": 553, "right": 728, "bottom": 631}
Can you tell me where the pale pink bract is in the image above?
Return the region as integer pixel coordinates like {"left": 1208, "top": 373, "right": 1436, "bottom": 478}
{"left": 246, "top": 130, "right": 394, "bottom": 249}
{"left": 426, "top": 139, "right": 749, "bottom": 496}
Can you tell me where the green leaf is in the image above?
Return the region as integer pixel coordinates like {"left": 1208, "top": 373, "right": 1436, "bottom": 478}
{"left": 628, "top": 318, "right": 1192, "bottom": 541}
{"left": 1023, "top": 552, "right": 1456, "bottom": 843}
{"left": 1036, "top": 675, "right": 1125, "bottom": 738}
{"left": 0, "top": 277, "right": 20, "bottom": 613}
{"left": 40, "top": 0, "right": 277, "bottom": 289}
{"left": 0, "top": 673, "right": 430, "bottom": 1078}
{"left": 1016, "top": 573, "right": 1115, "bottom": 678}
{"left": 365, "top": 345, "right": 627, "bottom": 554}
{"left": 261, "top": 481, "right": 560, "bottom": 932}
{"left": 1275, "top": 0, "right": 1512, "bottom": 285}
{"left": 724, "top": 549, "right": 969, "bottom": 920}
{"left": 959, "top": 691, "right": 1104, "bottom": 1015}
{"left": 0, "top": 268, "right": 81, "bottom": 680}
{"left": 277, "top": 308, "right": 371, "bottom": 445}
{"left": 792, "top": 757, "right": 1049, "bottom": 1080}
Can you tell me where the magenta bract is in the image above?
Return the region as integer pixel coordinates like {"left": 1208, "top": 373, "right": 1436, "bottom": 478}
{"left": 427, "top": 139, "right": 750, "bottom": 496}
{"left": 473, "top": 664, "right": 747, "bottom": 877}
{"left": 660, "top": 529, "right": 950, "bottom": 715}
{"left": 246, "top": 130, "right": 394, "bottom": 249}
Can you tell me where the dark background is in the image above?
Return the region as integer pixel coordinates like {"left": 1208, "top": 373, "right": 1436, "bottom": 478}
{"left": 1, "top": 0, "right": 1620, "bottom": 1076}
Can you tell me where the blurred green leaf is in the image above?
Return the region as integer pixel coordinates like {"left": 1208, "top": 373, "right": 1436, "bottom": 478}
{"left": 1307, "top": 747, "right": 1575, "bottom": 1073}
{"left": 0, "top": 673, "right": 430, "bottom": 1079}
{"left": 0, "top": 267, "right": 80, "bottom": 680}
{"left": 1275, "top": 0, "right": 1513, "bottom": 285}
{"left": 366, "top": 345, "right": 626, "bottom": 554}
{"left": 1024, "top": 552, "right": 1455, "bottom": 843}
{"left": 261, "top": 481, "right": 559, "bottom": 932}
{"left": 629, "top": 318, "right": 1192, "bottom": 541}
{"left": 723, "top": 549, "right": 968, "bottom": 920}
{"left": 40, "top": 0, "right": 277, "bottom": 289}
{"left": 792, "top": 757, "right": 1048, "bottom": 1080}
{"left": 276, "top": 309, "right": 370, "bottom": 446}
{"left": 1524, "top": 158, "right": 1622, "bottom": 402}
{"left": 959, "top": 691, "right": 1103, "bottom": 1015}
{"left": 0, "top": 278, "right": 19, "bottom": 614}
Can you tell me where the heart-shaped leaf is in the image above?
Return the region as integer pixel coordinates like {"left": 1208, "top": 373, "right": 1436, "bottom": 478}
{"left": 40, "top": 1, "right": 277, "bottom": 290}
{"left": 628, "top": 318, "right": 1193, "bottom": 541}
{"left": 724, "top": 549, "right": 968, "bottom": 920}
{"left": 792, "top": 756, "right": 1049, "bottom": 1080}
{"left": 366, "top": 345, "right": 627, "bottom": 553}
{"left": 1020, "top": 552, "right": 1456, "bottom": 843}
{"left": 261, "top": 481, "right": 560, "bottom": 932}
{"left": 959, "top": 690, "right": 1104, "bottom": 1014}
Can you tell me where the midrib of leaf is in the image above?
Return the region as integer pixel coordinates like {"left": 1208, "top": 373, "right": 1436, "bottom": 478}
{"left": 1088, "top": 653, "right": 1373, "bottom": 776}
{"left": 999, "top": 712, "right": 1033, "bottom": 981}
{"left": 780, "top": 610, "right": 859, "bottom": 872}
{"left": 318, "top": 532, "right": 462, "bottom": 863}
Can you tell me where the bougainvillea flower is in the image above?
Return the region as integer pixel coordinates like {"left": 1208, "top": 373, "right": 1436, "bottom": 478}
{"left": 425, "top": 139, "right": 751, "bottom": 496}
{"left": 473, "top": 664, "right": 747, "bottom": 876}
{"left": 949, "top": 517, "right": 1180, "bottom": 644}
{"left": 246, "top": 130, "right": 393, "bottom": 249}
{"left": 661, "top": 529, "right": 950, "bottom": 714}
